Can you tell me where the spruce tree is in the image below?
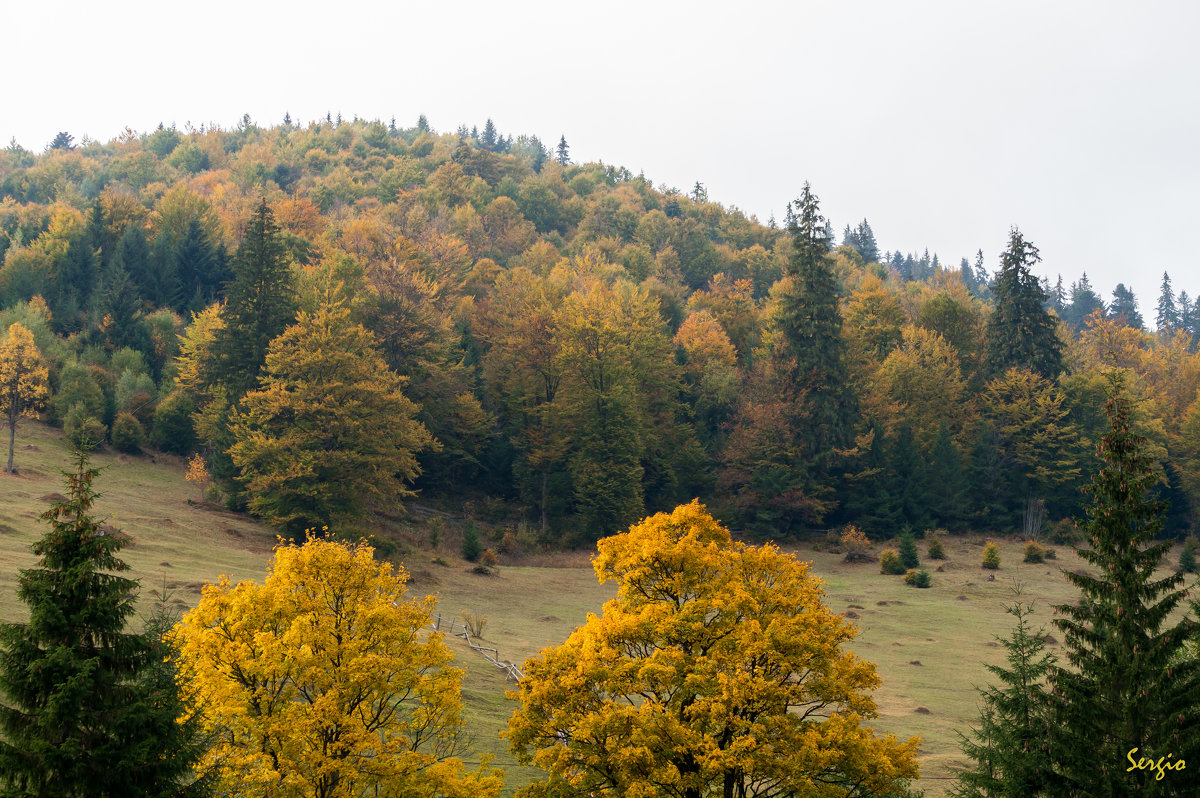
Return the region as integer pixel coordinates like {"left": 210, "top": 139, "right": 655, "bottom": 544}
{"left": 1044, "top": 372, "right": 1200, "bottom": 795}
{"left": 97, "top": 262, "right": 146, "bottom": 353}
{"left": 214, "top": 199, "right": 296, "bottom": 400}
{"left": 1156, "top": 271, "right": 1177, "bottom": 335}
{"left": 953, "top": 594, "right": 1056, "bottom": 797}
{"left": 928, "top": 423, "right": 968, "bottom": 531}
{"left": 172, "top": 219, "right": 218, "bottom": 312}
{"left": 556, "top": 135, "right": 570, "bottom": 166}
{"left": 982, "top": 229, "right": 1064, "bottom": 380}
{"left": 0, "top": 450, "right": 209, "bottom": 796}
{"left": 113, "top": 224, "right": 151, "bottom": 302}
{"left": 1109, "top": 283, "right": 1144, "bottom": 330}
{"left": 776, "top": 183, "right": 857, "bottom": 467}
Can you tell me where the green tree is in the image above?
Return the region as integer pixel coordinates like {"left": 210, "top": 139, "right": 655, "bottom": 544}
{"left": 0, "top": 450, "right": 208, "bottom": 796}
{"left": 1044, "top": 372, "right": 1200, "bottom": 795}
{"left": 953, "top": 593, "right": 1055, "bottom": 797}
{"left": 982, "top": 229, "right": 1064, "bottom": 380}
{"left": 214, "top": 199, "right": 296, "bottom": 399}
{"left": 1156, "top": 271, "right": 1177, "bottom": 335}
{"left": 1109, "top": 283, "right": 1144, "bottom": 330}
{"left": 897, "top": 532, "right": 920, "bottom": 570}
{"left": 927, "top": 424, "right": 968, "bottom": 531}
{"left": 97, "top": 262, "right": 146, "bottom": 353}
{"left": 555, "top": 135, "right": 569, "bottom": 166}
{"left": 229, "top": 297, "right": 434, "bottom": 539}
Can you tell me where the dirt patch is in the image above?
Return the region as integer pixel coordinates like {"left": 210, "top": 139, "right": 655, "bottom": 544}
{"left": 915, "top": 706, "right": 931, "bottom": 714}
{"left": 22, "top": 444, "right": 38, "bottom": 451}
{"left": 956, "top": 595, "right": 969, "bottom": 600}
{"left": 1040, "top": 634, "right": 1059, "bottom": 645}
{"left": 847, "top": 604, "right": 864, "bottom": 609}
{"left": 844, "top": 611, "right": 860, "bottom": 619}
{"left": 909, "top": 660, "right": 923, "bottom": 666}
{"left": 159, "top": 561, "right": 172, "bottom": 568}
{"left": 39, "top": 493, "right": 66, "bottom": 503}
{"left": 539, "top": 615, "right": 561, "bottom": 623}
{"left": 875, "top": 600, "right": 905, "bottom": 606}
{"left": 986, "top": 641, "right": 1001, "bottom": 647}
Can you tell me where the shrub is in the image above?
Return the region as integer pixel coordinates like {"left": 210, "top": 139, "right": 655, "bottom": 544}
{"left": 427, "top": 517, "right": 444, "bottom": 550}
{"left": 1023, "top": 540, "right": 1048, "bottom": 564}
{"left": 461, "top": 611, "right": 487, "bottom": 638}
{"left": 880, "top": 549, "right": 906, "bottom": 575}
{"left": 461, "top": 521, "right": 482, "bottom": 562}
{"left": 904, "top": 568, "right": 932, "bottom": 588}
{"left": 982, "top": 542, "right": 1001, "bottom": 570}
{"left": 897, "top": 534, "right": 919, "bottom": 570}
{"left": 1048, "top": 517, "right": 1081, "bottom": 545}
{"left": 110, "top": 412, "right": 144, "bottom": 453}
{"left": 149, "top": 391, "right": 196, "bottom": 454}
{"left": 1181, "top": 537, "right": 1198, "bottom": 574}
{"left": 63, "top": 404, "right": 107, "bottom": 451}
{"left": 480, "top": 548, "right": 498, "bottom": 569}
{"left": 841, "top": 525, "right": 872, "bottom": 563}
{"left": 927, "top": 535, "right": 946, "bottom": 560}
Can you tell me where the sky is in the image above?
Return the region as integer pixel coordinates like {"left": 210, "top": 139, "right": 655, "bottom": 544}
{"left": 4, "top": 0, "right": 1198, "bottom": 315}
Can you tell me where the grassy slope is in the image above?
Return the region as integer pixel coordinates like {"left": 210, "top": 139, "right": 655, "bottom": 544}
{"left": 2, "top": 420, "right": 1186, "bottom": 797}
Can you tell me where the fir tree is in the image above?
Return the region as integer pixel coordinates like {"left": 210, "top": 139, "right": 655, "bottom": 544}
{"left": 48, "top": 131, "right": 74, "bottom": 151}
{"left": 887, "top": 424, "right": 929, "bottom": 532}
{"left": 897, "top": 533, "right": 919, "bottom": 570}
{"left": 417, "top": 114, "right": 430, "bottom": 133}
{"left": 113, "top": 224, "right": 151, "bottom": 302}
{"left": 481, "top": 118, "right": 497, "bottom": 150}
{"left": 982, "top": 229, "right": 1064, "bottom": 380}
{"left": 1044, "top": 372, "right": 1200, "bottom": 795}
{"left": 556, "top": 135, "right": 570, "bottom": 166}
{"left": 1061, "top": 272, "right": 1105, "bottom": 331}
{"left": 173, "top": 219, "right": 218, "bottom": 312}
{"left": 0, "top": 450, "right": 209, "bottom": 795}
{"left": 953, "top": 593, "right": 1056, "bottom": 797}
{"left": 1156, "top": 271, "right": 1178, "bottom": 335}
{"left": 776, "top": 182, "right": 857, "bottom": 470}
{"left": 1178, "top": 291, "right": 1193, "bottom": 339}
{"left": 928, "top": 423, "right": 968, "bottom": 531}
{"left": 213, "top": 199, "right": 296, "bottom": 400}
{"left": 1109, "top": 283, "right": 1143, "bottom": 329}
{"left": 97, "top": 262, "right": 146, "bottom": 353}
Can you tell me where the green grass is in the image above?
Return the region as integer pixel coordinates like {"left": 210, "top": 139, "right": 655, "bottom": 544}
{"left": 2, "top": 422, "right": 1190, "bottom": 797}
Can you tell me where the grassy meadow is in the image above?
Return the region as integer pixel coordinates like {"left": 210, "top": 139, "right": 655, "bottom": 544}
{"left": 2, "top": 420, "right": 1187, "bottom": 796}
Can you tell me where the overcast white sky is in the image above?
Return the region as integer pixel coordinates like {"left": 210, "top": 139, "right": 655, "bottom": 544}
{"left": 4, "top": 0, "right": 1198, "bottom": 315}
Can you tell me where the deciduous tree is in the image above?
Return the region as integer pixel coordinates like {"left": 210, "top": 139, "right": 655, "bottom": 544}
{"left": 0, "top": 322, "right": 48, "bottom": 473}
{"left": 507, "top": 501, "right": 921, "bottom": 797}
{"left": 173, "top": 536, "right": 502, "bottom": 798}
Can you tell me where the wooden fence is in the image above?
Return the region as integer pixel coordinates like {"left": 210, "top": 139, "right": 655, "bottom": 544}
{"left": 431, "top": 612, "right": 525, "bottom": 682}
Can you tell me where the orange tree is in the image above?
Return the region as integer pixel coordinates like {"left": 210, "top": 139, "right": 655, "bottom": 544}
{"left": 506, "top": 501, "right": 920, "bottom": 797}
{"left": 172, "top": 536, "right": 502, "bottom": 798}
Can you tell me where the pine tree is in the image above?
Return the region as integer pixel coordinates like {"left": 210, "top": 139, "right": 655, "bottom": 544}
{"left": 1156, "top": 271, "right": 1178, "bottom": 335}
{"left": 0, "top": 450, "right": 209, "bottom": 795}
{"left": 953, "top": 593, "right": 1056, "bottom": 797}
{"left": 1109, "top": 283, "right": 1143, "bottom": 330}
{"left": 481, "top": 118, "right": 497, "bottom": 150}
{"left": 982, "top": 229, "right": 1064, "bottom": 380}
{"left": 214, "top": 199, "right": 296, "bottom": 400}
{"left": 556, "top": 135, "right": 570, "bottom": 166}
{"left": 1044, "top": 372, "right": 1200, "bottom": 795}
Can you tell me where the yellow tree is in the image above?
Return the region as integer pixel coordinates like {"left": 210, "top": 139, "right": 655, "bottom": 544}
{"left": 871, "top": 324, "right": 971, "bottom": 447}
{"left": 507, "top": 501, "right": 920, "bottom": 797}
{"left": 228, "top": 296, "right": 435, "bottom": 539}
{"left": 173, "top": 537, "right": 503, "bottom": 798}
{"left": 0, "top": 322, "right": 49, "bottom": 474}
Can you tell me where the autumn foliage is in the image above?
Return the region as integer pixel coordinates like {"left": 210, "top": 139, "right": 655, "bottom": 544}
{"left": 507, "top": 501, "right": 920, "bottom": 797}
{"left": 173, "top": 536, "right": 502, "bottom": 797}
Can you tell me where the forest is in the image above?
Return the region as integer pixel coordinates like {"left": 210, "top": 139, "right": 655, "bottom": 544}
{"left": 3, "top": 115, "right": 1200, "bottom": 547}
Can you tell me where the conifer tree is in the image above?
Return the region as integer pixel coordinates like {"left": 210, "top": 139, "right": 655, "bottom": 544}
{"left": 555, "top": 135, "right": 570, "bottom": 166}
{"left": 1044, "top": 372, "right": 1200, "bottom": 795}
{"left": 953, "top": 594, "right": 1056, "bottom": 797}
{"left": 97, "top": 262, "right": 146, "bottom": 353}
{"left": 1156, "top": 271, "right": 1177, "bottom": 334}
{"left": 214, "top": 199, "right": 296, "bottom": 400}
{"left": 0, "top": 450, "right": 208, "bottom": 795}
{"left": 928, "top": 423, "right": 968, "bottom": 531}
{"left": 113, "top": 224, "right": 151, "bottom": 301}
{"left": 1109, "top": 283, "right": 1143, "bottom": 330}
{"left": 982, "top": 229, "right": 1063, "bottom": 380}
{"left": 776, "top": 182, "right": 857, "bottom": 467}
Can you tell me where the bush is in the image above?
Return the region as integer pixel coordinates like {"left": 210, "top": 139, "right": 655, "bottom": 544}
{"left": 110, "top": 412, "right": 144, "bottom": 453}
{"left": 480, "top": 548, "right": 498, "bottom": 569}
{"left": 1181, "top": 537, "right": 1198, "bottom": 574}
{"left": 461, "top": 522, "right": 482, "bottom": 562}
{"left": 1023, "top": 540, "right": 1048, "bottom": 564}
{"left": 461, "top": 611, "right": 487, "bottom": 638}
{"left": 904, "top": 568, "right": 932, "bottom": 588}
{"left": 982, "top": 542, "right": 1001, "bottom": 570}
{"left": 1048, "top": 517, "right": 1081, "bottom": 545}
{"left": 841, "top": 525, "right": 872, "bottom": 563}
{"left": 149, "top": 391, "right": 196, "bottom": 454}
{"left": 880, "top": 549, "right": 906, "bottom": 575}
{"left": 927, "top": 535, "right": 946, "bottom": 560}
{"left": 63, "top": 404, "right": 107, "bottom": 451}
{"left": 897, "top": 534, "right": 919, "bottom": 570}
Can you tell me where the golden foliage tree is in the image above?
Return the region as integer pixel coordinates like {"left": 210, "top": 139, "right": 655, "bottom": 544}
{"left": 507, "top": 501, "right": 920, "bottom": 797}
{"left": 229, "top": 297, "right": 435, "bottom": 538}
{"left": 0, "top": 322, "right": 49, "bottom": 474}
{"left": 173, "top": 537, "right": 502, "bottom": 797}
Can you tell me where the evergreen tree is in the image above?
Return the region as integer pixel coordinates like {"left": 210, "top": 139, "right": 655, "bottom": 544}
{"left": 776, "top": 182, "right": 857, "bottom": 468}
{"left": 213, "top": 199, "right": 296, "bottom": 400}
{"left": 113, "top": 224, "right": 151, "bottom": 302}
{"left": 982, "top": 229, "right": 1064, "bottom": 380}
{"left": 173, "top": 219, "right": 219, "bottom": 312}
{"left": 897, "top": 533, "right": 919, "bottom": 570}
{"left": 1109, "top": 283, "right": 1143, "bottom": 329}
{"left": 416, "top": 114, "right": 430, "bottom": 133}
{"left": 1050, "top": 275, "right": 1066, "bottom": 314}
{"left": 556, "top": 135, "right": 570, "bottom": 166}
{"left": 1178, "top": 291, "right": 1193, "bottom": 339}
{"left": 51, "top": 235, "right": 97, "bottom": 331}
{"left": 887, "top": 424, "right": 929, "bottom": 533}
{"left": 1044, "top": 373, "right": 1200, "bottom": 795}
{"left": 953, "top": 594, "right": 1055, "bottom": 797}
{"left": 48, "top": 131, "right": 74, "bottom": 151}
{"left": 973, "top": 249, "right": 992, "bottom": 300}
{"left": 846, "top": 421, "right": 899, "bottom": 536}
{"left": 97, "top": 262, "right": 146, "bottom": 353}
{"left": 0, "top": 450, "right": 209, "bottom": 795}
{"left": 1156, "top": 271, "right": 1178, "bottom": 334}
{"left": 481, "top": 118, "right": 497, "bottom": 150}
{"left": 1061, "top": 272, "right": 1105, "bottom": 331}
{"left": 928, "top": 423, "right": 968, "bottom": 531}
